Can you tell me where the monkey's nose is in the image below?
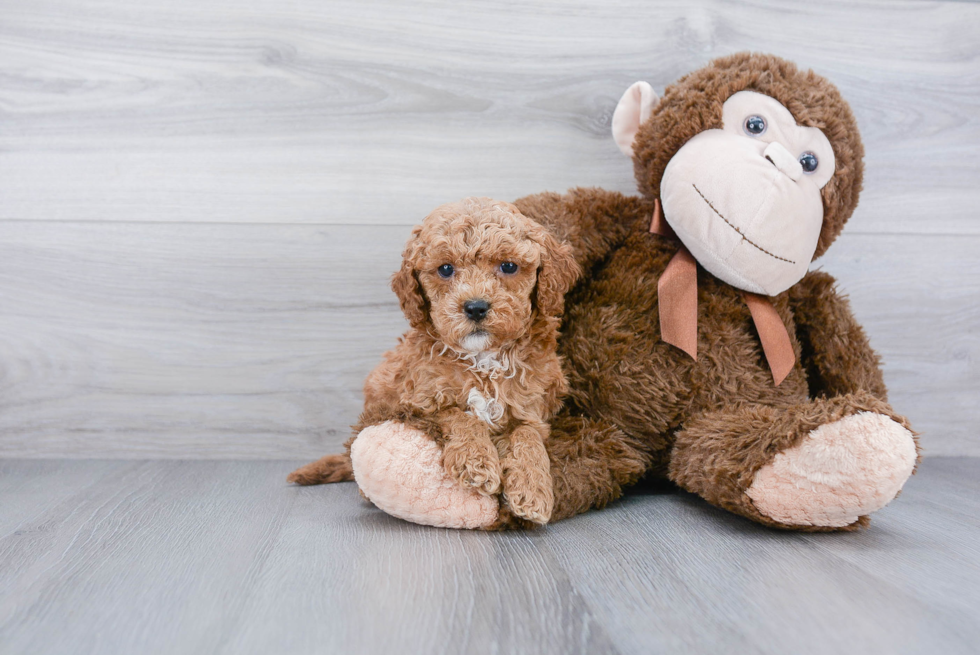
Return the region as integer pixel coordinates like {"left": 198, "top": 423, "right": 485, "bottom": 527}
{"left": 763, "top": 141, "right": 803, "bottom": 181}
{"left": 463, "top": 299, "right": 490, "bottom": 322}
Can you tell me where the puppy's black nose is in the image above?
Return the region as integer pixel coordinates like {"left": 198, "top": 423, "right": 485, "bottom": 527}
{"left": 463, "top": 299, "right": 490, "bottom": 322}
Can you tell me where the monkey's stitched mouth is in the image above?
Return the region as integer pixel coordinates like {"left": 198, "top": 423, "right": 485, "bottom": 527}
{"left": 691, "top": 184, "right": 796, "bottom": 265}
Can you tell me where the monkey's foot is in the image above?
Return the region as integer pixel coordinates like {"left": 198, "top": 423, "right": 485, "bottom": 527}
{"left": 350, "top": 421, "right": 499, "bottom": 529}
{"left": 746, "top": 412, "right": 917, "bottom": 528}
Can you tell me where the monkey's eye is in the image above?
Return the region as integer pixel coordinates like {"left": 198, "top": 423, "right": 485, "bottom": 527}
{"left": 799, "top": 152, "right": 819, "bottom": 173}
{"left": 499, "top": 262, "right": 518, "bottom": 275}
{"left": 437, "top": 264, "right": 455, "bottom": 278}
{"left": 744, "top": 115, "right": 767, "bottom": 136}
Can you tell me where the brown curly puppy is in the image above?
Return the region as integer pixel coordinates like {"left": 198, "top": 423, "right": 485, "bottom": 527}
{"left": 288, "top": 197, "right": 579, "bottom": 524}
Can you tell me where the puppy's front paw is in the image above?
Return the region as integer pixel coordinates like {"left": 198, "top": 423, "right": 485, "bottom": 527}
{"left": 502, "top": 458, "right": 554, "bottom": 525}
{"left": 443, "top": 437, "right": 502, "bottom": 496}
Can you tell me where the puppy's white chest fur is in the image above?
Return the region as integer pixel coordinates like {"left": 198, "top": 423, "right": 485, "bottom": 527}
{"left": 458, "top": 348, "right": 511, "bottom": 427}
{"left": 466, "top": 388, "right": 504, "bottom": 427}
{"left": 464, "top": 349, "right": 506, "bottom": 376}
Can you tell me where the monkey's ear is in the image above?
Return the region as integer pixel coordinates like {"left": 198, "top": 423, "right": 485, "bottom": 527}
{"left": 612, "top": 81, "right": 659, "bottom": 157}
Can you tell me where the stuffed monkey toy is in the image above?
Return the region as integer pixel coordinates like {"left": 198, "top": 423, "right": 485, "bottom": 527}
{"left": 294, "top": 53, "right": 919, "bottom": 532}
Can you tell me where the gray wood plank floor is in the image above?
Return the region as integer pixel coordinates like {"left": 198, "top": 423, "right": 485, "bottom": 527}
{"left": 1, "top": 457, "right": 977, "bottom": 655}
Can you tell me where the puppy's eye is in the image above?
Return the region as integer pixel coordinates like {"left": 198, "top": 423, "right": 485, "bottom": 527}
{"left": 499, "top": 262, "right": 518, "bottom": 275}
{"left": 799, "top": 152, "right": 818, "bottom": 173}
{"left": 744, "top": 115, "right": 767, "bottom": 136}
{"left": 437, "top": 264, "right": 454, "bottom": 278}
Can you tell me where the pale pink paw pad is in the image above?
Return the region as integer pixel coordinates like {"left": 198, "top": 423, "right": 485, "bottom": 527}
{"left": 746, "top": 412, "right": 917, "bottom": 527}
{"left": 349, "top": 421, "right": 499, "bottom": 529}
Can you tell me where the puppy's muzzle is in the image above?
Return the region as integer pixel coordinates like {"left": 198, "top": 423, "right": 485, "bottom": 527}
{"left": 463, "top": 299, "right": 490, "bottom": 323}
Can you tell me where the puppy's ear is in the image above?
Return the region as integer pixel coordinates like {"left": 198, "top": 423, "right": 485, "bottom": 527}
{"left": 530, "top": 223, "right": 581, "bottom": 317}
{"left": 391, "top": 226, "right": 429, "bottom": 329}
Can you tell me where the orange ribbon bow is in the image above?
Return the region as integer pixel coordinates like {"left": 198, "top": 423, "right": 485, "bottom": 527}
{"left": 650, "top": 198, "right": 796, "bottom": 386}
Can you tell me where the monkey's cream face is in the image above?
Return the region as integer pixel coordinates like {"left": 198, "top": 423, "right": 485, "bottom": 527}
{"left": 660, "top": 91, "right": 836, "bottom": 296}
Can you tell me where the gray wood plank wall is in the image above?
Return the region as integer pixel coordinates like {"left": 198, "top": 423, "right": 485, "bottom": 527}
{"left": 1, "top": 0, "right": 977, "bottom": 457}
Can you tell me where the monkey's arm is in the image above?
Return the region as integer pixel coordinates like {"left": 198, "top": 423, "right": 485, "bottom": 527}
{"left": 789, "top": 270, "right": 888, "bottom": 401}
{"left": 514, "top": 188, "right": 653, "bottom": 272}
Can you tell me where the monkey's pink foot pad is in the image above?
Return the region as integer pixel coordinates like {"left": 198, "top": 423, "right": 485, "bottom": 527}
{"left": 747, "top": 412, "right": 917, "bottom": 528}
{"left": 350, "top": 421, "right": 499, "bottom": 529}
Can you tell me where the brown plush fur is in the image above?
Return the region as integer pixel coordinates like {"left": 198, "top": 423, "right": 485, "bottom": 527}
{"left": 668, "top": 391, "right": 911, "bottom": 531}
{"left": 288, "top": 197, "right": 579, "bottom": 524}
{"left": 491, "top": 52, "right": 916, "bottom": 530}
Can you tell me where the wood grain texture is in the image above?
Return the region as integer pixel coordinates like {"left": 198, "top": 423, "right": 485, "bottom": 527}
{"left": 0, "top": 0, "right": 977, "bottom": 233}
{"left": 1, "top": 223, "right": 976, "bottom": 457}
{"left": 0, "top": 457, "right": 977, "bottom": 654}
{"left": 0, "top": 223, "right": 408, "bottom": 458}
{"left": 545, "top": 459, "right": 980, "bottom": 655}
{"left": 0, "top": 460, "right": 127, "bottom": 536}
{"left": 0, "top": 0, "right": 977, "bottom": 458}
